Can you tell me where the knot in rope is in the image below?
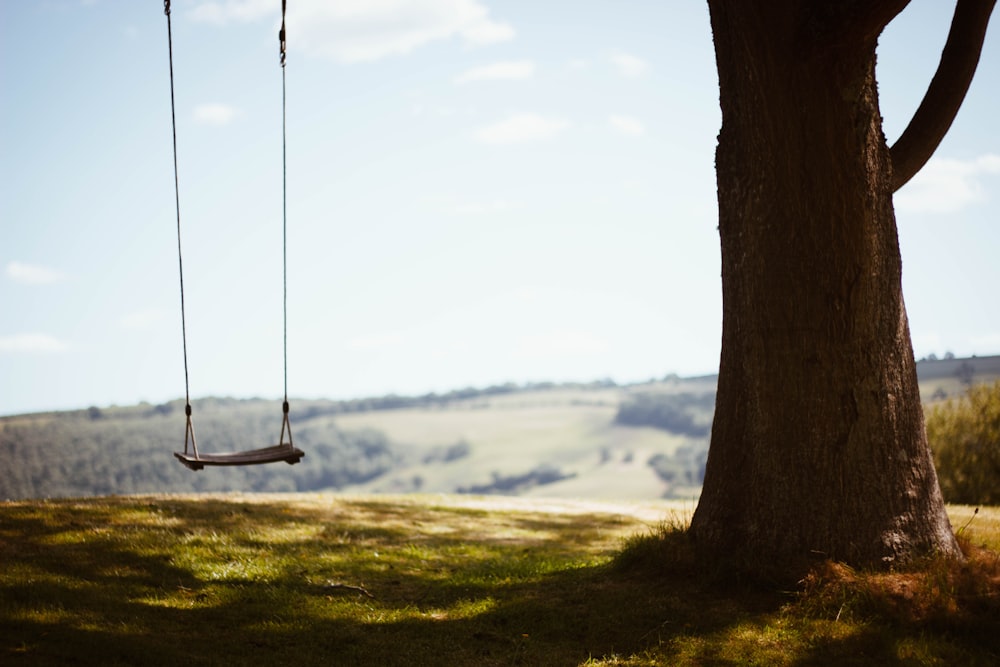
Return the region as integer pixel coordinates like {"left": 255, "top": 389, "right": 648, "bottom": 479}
{"left": 279, "top": 0, "right": 287, "bottom": 67}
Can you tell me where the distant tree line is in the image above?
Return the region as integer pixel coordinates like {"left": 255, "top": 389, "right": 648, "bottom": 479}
{"left": 614, "top": 391, "right": 715, "bottom": 437}
{"left": 290, "top": 380, "right": 618, "bottom": 419}
{"left": 457, "top": 465, "right": 576, "bottom": 495}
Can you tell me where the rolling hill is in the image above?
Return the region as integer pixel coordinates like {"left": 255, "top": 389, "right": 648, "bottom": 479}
{"left": 1, "top": 355, "right": 997, "bottom": 501}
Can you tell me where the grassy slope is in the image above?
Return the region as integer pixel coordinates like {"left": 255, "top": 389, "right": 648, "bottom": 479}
{"left": 335, "top": 385, "right": 704, "bottom": 500}
{"left": 328, "top": 359, "right": 997, "bottom": 501}
{"left": 2, "top": 494, "right": 998, "bottom": 666}
{"left": 332, "top": 360, "right": 1000, "bottom": 499}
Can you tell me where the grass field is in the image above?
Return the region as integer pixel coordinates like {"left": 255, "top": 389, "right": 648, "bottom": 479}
{"left": 325, "top": 367, "right": 995, "bottom": 500}
{"left": 335, "top": 386, "right": 702, "bottom": 499}
{"left": 2, "top": 494, "right": 998, "bottom": 666}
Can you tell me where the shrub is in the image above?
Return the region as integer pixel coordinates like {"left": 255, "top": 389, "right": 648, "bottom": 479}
{"left": 926, "top": 381, "right": 1000, "bottom": 505}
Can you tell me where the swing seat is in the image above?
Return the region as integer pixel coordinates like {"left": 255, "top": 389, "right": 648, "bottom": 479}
{"left": 174, "top": 444, "right": 305, "bottom": 471}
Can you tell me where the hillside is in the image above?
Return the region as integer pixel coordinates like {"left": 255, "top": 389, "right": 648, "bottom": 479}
{"left": 0, "top": 380, "right": 711, "bottom": 502}
{"left": 915, "top": 354, "right": 1000, "bottom": 401}
{"left": 1, "top": 356, "right": 997, "bottom": 501}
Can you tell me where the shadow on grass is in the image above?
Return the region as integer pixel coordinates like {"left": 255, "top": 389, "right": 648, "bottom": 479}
{"left": 2, "top": 496, "right": 998, "bottom": 666}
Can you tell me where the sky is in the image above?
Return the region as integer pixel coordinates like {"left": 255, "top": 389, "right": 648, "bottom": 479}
{"left": 1, "top": 1, "right": 998, "bottom": 417}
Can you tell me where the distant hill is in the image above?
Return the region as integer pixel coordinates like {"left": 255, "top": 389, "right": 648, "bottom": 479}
{"left": 1, "top": 356, "right": 997, "bottom": 501}
{"left": 915, "top": 354, "right": 1000, "bottom": 402}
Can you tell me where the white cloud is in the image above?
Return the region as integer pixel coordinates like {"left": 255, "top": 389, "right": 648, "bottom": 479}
{"left": 189, "top": 0, "right": 514, "bottom": 63}
{"left": 895, "top": 154, "right": 1000, "bottom": 215}
{"left": 6, "top": 261, "right": 65, "bottom": 285}
{"left": 609, "top": 51, "right": 648, "bottom": 78}
{"left": 0, "top": 333, "right": 69, "bottom": 354}
{"left": 609, "top": 114, "right": 645, "bottom": 137}
{"left": 193, "top": 103, "right": 239, "bottom": 126}
{"left": 475, "top": 113, "right": 569, "bottom": 144}
{"left": 454, "top": 60, "right": 534, "bottom": 84}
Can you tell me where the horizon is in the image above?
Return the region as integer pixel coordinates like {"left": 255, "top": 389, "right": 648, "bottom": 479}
{"left": 3, "top": 352, "right": 996, "bottom": 419}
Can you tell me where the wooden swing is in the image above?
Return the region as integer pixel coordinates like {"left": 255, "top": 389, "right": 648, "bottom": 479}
{"left": 164, "top": 0, "right": 304, "bottom": 471}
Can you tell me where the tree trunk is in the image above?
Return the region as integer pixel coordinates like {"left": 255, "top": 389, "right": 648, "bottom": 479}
{"left": 689, "top": 1, "right": 962, "bottom": 572}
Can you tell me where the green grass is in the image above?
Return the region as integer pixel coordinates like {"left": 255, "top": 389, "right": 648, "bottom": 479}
{"left": 2, "top": 494, "right": 998, "bottom": 666}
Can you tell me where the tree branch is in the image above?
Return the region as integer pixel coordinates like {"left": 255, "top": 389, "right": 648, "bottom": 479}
{"left": 889, "top": 0, "right": 997, "bottom": 192}
{"left": 852, "top": 0, "right": 912, "bottom": 40}
{"left": 799, "top": 1, "right": 910, "bottom": 54}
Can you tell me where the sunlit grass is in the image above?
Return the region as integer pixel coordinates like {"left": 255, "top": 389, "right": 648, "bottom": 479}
{"left": 2, "top": 494, "right": 998, "bottom": 666}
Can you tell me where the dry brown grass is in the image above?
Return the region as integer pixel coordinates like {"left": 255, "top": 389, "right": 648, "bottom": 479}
{"left": 796, "top": 537, "right": 1000, "bottom": 632}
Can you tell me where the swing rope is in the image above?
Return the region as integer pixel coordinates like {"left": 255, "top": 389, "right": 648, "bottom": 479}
{"left": 281, "top": 0, "right": 289, "bottom": 406}
{"left": 163, "top": 1, "right": 197, "bottom": 457}
{"left": 164, "top": 0, "right": 302, "bottom": 469}
{"left": 279, "top": 0, "right": 293, "bottom": 450}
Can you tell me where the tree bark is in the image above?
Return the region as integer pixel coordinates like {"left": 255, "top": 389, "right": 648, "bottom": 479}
{"left": 689, "top": 0, "right": 963, "bottom": 573}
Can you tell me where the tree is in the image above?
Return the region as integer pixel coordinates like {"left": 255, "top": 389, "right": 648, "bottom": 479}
{"left": 689, "top": 0, "right": 995, "bottom": 572}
